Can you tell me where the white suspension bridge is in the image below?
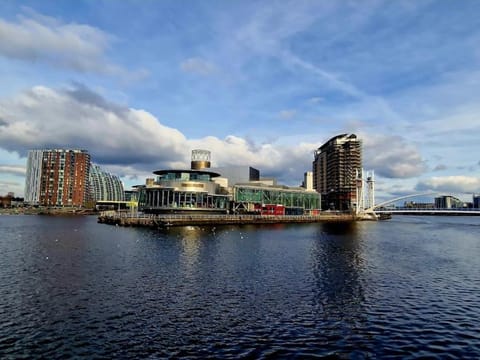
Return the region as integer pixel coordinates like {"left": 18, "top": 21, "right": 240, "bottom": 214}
{"left": 354, "top": 170, "right": 480, "bottom": 220}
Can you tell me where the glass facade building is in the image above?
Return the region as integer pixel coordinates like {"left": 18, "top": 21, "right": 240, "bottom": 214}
{"left": 233, "top": 184, "right": 320, "bottom": 214}
{"left": 89, "top": 164, "right": 125, "bottom": 202}
{"left": 138, "top": 170, "right": 230, "bottom": 214}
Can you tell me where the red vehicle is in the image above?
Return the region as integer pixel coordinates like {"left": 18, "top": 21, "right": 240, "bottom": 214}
{"left": 258, "top": 204, "right": 285, "bottom": 216}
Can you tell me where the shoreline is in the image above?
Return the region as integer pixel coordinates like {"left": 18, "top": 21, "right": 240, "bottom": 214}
{"left": 97, "top": 213, "right": 357, "bottom": 228}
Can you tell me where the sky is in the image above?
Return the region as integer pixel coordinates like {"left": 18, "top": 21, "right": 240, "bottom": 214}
{"left": 0, "top": 0, "right": 479, "bottom": 203}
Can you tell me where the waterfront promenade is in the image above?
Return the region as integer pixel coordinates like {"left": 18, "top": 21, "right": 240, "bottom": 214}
{"left": 98, "top": 211, "right": 355, "bottom": 227}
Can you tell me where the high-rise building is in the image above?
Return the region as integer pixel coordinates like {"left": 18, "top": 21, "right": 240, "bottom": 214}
{"left": 24, "top": 149, "right": 91, "bottom": 206}
{"left": 474, "top": 195, "right": 480, "bottom": 209}
{"left": 435, "top": 195, "right": 464, "bottom": 209}
{"left": 312, "top": 134, "right": 362, "bottom": 211}
{"left": 24, "top": 150, "right": 44, "bottom": 205}
{"left": 302, "top": 171, "right": 314, "bottom": 191}
{"left": 89, "top": 164, "right": 125, "bottom": 202}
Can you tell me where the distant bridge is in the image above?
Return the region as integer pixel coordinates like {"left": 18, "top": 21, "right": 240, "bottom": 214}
{"left": 374, "top": 208, "right": 480, "bottom": 215}
{"left": 359, "top": 192, "right": 480, "bottom": 219}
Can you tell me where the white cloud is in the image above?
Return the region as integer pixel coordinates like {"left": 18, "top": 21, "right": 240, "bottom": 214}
{"left": 0, "top": 8, "right": 141, "bottom": 78}
{"left": 0, "top": 85, "right": 187, "bottom": 167}
{"left": 416, "top": 176, "right": 480, "bottom": 193}
{"left": 0, "top": 179, "right": 23, "bottom": 196}
{"left": 0, "top": 85, "right": 315, "bottom": 185}
{"left": 180, "top": 57, "right": 217, "bottom": 76}
{"left": 362, "top": 133, "right": 427, "bottom": 178}
{"left": 0, "top": 165, "right": 25, "bottom": 176}
{"left": 0, "top": 85, "right": 433, "bottom": 189}
{"left": 277, "top": 109, "right": 296, "bottom": 120}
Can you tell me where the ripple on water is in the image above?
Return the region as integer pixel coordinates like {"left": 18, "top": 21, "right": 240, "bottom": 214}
{"left": 0, "top": 217, "right": 479, "bottom": 358}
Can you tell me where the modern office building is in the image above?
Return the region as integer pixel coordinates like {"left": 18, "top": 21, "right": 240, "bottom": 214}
{"left": 24, "top": 149, "right": 91, "bottom": 206}
{"left": 435, "top": 195, "right": 464, "bottom": 209}
{"left": 232, "top": 183, "right": 320, "bottom": 215}
{"left": 89, "top": 164, "right": 125, "bottom": 202}
{"left": 312, "top": 134, "right": 362, "bottom": 211}
{"left": 474, "top": 195, "right": 480, "bottom": 209}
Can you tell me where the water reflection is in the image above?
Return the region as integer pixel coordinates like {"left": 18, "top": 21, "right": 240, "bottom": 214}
{"left": 310, "top": 221, "right": 368, "bottom": 332}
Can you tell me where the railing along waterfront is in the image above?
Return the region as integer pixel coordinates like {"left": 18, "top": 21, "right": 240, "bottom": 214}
{"left": 98, "top": 211, "right": 355, "bottom": 227}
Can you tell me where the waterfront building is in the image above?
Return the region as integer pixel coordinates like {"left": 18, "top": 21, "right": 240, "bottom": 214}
{"left": 404, "top": 201, "right": 435, "bottom": 209}
{"left": 137, "top": 169, "right": 230, "bottom": 214}
{"left": 312, "top": 134, "right": 362, "bottom": 211}
{"left": 137, "top": 150, "right": 321, "bottom": 215}
{"left": 232, "top": 183, "right": 320, "bottom": 215}
{"left": 89, "top": 164, "right": 125, "bottom": 202}
{"left": 124, "top": 190, "right": 138, "bottom": 202}
{"left": 24, "top": 149, "right": 91, "bottom": 207}
{"left": 435, "top": 195, "right": 464, "bottom": 209}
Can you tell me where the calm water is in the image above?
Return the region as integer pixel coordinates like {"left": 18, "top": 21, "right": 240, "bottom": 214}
{"left": 0, "top": 215, "right": 479, "bottom": 359}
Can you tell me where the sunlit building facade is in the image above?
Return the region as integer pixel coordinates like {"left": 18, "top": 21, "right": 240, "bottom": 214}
{"left": 233, "top": 183, "right": 320, "bottom": 215}
{"left": 24, "top": 149, "right": 91, "bottom": 206}
{"left": 137, "top": 169, "right": 230, "bottom": 214}
{"left": 89, "top": 164, "right": 125, "bottom": 202}
{"left": 435, "top": 195, "right": 464, "bottom": 209}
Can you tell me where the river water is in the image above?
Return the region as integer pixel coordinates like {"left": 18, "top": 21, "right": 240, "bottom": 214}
{"left": 0, "top": 215, "right": 479, "bottom": 358}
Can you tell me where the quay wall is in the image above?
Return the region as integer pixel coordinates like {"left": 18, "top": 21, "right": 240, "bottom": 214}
{"left": 98, "top": 212, "right": 356, "bottom": 228}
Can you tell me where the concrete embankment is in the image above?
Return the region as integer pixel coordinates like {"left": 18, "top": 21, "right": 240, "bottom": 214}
{"left": 98, "top": 213, "right": 356, "bottom": 228}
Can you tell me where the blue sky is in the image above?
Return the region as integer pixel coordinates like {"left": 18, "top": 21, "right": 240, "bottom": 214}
{"left": 0, "top": 0, "right": 479, "bottom": 202}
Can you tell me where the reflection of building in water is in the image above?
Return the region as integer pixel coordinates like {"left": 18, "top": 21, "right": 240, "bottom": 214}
{"left": 137, "top": 149, "right": 321, "bottom": 215}
{"left": 311, "top": 222, "right": 366, "bottom": 327}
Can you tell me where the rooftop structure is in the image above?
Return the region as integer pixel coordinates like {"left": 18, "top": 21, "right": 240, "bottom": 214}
{"left": 190, "top": 149, "right": 211, "bottom": 170}
{"left": 210, "top": 166, "right": 260, "bottom": 188}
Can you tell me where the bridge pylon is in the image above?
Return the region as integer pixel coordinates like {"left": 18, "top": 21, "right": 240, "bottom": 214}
{"left": 355, "top": 169, "right": 378, "bottom": 220}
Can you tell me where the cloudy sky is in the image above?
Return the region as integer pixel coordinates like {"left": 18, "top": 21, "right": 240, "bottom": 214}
{"left": 1, "top": 0, "right": 479, "bottom": 202}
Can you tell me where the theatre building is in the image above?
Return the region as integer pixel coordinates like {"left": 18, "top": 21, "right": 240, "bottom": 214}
{"left": 137, "top": 169, "right": 230, "bottom": 214}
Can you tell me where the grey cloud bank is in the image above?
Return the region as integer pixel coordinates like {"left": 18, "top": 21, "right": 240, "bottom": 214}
{"left": 0, "top": 84, "right": 431, "bottom": 190}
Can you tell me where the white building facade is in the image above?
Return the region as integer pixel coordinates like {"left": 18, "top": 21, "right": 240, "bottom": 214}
{"left": 89, "top": 164, "right": 125, "bottom": 202}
